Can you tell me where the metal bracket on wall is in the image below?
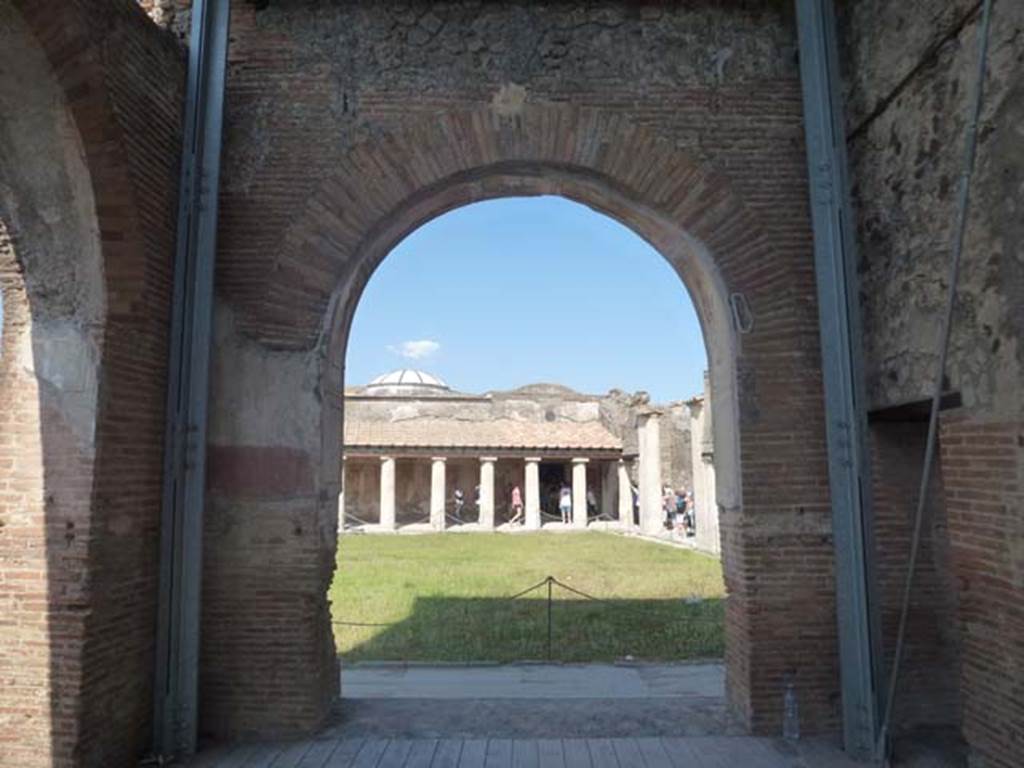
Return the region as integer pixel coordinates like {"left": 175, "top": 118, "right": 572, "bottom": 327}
{"left": 729, "top": 292, "right": 754, "bottom": 334}
{"left": 795, "top": 0, "right": 882, "bottom": 760}
{"left": 152, "top": 0, "right": 231, "bottom": 760}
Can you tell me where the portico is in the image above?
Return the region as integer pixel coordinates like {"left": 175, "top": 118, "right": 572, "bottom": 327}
{"left": 341, "top": 418, "right": 632, "bottom": 532}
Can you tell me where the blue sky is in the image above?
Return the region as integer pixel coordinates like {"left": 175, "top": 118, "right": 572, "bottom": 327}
{"left": 345, "top": 197, "right": 707, "bottom": 403}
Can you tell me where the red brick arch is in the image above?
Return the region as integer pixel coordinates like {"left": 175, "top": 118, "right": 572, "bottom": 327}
{"left": 11, "top": 0, "right": 180, "bottom": 315}
{"left": 206, "top": 102, "right": 839, "bottom": 739}
{"left": 247, "top": 105, "right": 773, "bottom": 352}
{"left": 0, "top": 2, "right": 184, "bottom": 766}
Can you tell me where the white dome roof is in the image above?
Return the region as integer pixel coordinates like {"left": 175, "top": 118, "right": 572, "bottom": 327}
{"left": 367, "top": 369, "right": 449, "bottom": 391}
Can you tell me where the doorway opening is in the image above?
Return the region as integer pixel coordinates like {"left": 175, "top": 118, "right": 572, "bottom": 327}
{"left": 331, "top": 196, "right": 727, "bottom": 740}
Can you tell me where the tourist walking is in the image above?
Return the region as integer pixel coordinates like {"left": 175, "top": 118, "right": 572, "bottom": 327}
{"left": 559, "top": 483, "right": 572, "bottom": 524}
{"left": 662, "top": 484, "right": 675, "bottom": 529}
{"left": 674, "top": 489, "right": 687, "bottom": 535}
{"left": 510, "top": 484, "right": 524, "bottom": 524}
{"left": 452, "top": 487, "right": 464, "bottom": 523}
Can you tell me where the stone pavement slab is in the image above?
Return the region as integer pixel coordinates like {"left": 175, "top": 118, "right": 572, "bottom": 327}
{"left": 341, "top": 663, "right": 722, "bottom": 700}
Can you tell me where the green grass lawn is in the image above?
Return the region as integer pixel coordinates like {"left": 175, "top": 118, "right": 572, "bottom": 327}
{"left": 330, "top": 532, "right": 726, "bottom": 663}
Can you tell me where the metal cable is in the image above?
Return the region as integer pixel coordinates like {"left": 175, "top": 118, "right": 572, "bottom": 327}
{"left": 332, "top": 575, "right": 719, "bottom": 631}
{"left": 333, "top": 620, "right": 396, "bottom": 628}
{"left": 875, "top": 0, "right": 994, "bottom": 760}
{"left": 341, "top": 512, "right": 373, "bottom": 527}
{"left": 332, "top": 576, "right": 552, "bottom": 628}
{"left": 506, "top": 577, "right": 556, "bottom": 601}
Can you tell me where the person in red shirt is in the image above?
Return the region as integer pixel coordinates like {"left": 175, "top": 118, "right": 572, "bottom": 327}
{"left": 509, "top": 484, "right": 524, "bottom": 524}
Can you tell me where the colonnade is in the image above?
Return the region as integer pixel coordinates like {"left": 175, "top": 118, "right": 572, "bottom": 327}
{"left": 370, "top": 454, "right": 636, "bottom": 531}
{"left": 345, "top": 411, "right": 669, "bottom": 533}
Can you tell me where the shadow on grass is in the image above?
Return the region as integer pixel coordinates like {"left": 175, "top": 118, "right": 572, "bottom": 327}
{"left": 337, "top": 595, "right": 724, "bottom": 663}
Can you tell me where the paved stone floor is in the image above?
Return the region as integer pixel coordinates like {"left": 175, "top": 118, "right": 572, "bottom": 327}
{"left": 185, "top": 665, "right": 963, "bottom": 767}
{"left": 342, "top": 663, "right": 723, "bottom": 699}
{"left": 186, "top": 736, "right": 861, "bottom": 768}
{"left": 325, "top": 664, "right": 736, "bottom": 741}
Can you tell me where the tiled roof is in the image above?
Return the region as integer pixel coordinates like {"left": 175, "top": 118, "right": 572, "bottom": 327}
{"left": 344, "top": 418, "right": 622, "bottom": 452}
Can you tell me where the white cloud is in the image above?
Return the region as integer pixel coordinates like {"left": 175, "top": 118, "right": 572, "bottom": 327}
{"left": 388, "top": 339, "right": 440, "bottom": 360}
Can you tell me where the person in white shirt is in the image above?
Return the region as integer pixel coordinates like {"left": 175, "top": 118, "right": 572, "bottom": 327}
{"left": 558, "top": 484, "right": 572, "bottom": 524}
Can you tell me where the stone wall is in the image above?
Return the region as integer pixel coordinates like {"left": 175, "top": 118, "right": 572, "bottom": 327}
{"left": 660, "top": 403, "right": 695, "bottom": 493}
{"left": 841, "top": 0, "right": 1024, "bottom": 417}
{"left": 598, "top": 390, "right": 694, "bottom": 492}
{"left": 343, "top": 459, "right": 382, "bottom": 524}
{"left": 841, "top": 2, "right": 1024, "bottom": 765}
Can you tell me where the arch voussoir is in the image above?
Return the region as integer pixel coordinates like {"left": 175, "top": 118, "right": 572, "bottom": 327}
{"left": 254, "top": 103, "right": 767, "bottom": 353}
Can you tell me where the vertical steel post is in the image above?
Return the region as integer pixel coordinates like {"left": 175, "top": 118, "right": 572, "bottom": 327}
{"left": 153, "top": 0, "right": 231, "bottom": 760}
{"left": 795, "top": 0, "right": 881, "bottom": 759}
{"left": 547, "top": 577, "right": 553, "bottom": 662}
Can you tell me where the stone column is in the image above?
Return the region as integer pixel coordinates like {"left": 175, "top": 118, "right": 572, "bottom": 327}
{"left": 524, "top": 457, "right": 541, "bottom": 530}
{"left": 617, "top": 458, "right": 633, "bottom": 529}
{"left": 688, "top": 386, "right": 720, "bottom": 554}
{"left": 572, "top": 457, "right": 589, "bottom": 529}
{"left": 379, "top": 455, "right": 396, "bottom": 530}
{"left": 338, "top": 456, "right": 347, "bottom": 534}
{"left": 637, "top": 411, "right": 663, "bottom": 534}
{"left": 479, "top": 457, "right": 496, "bottom": 529}
{"left": 430, "top": 456, "right": 446, "bottom": 531}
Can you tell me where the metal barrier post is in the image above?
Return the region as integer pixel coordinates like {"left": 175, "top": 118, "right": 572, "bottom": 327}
{"left": 547, "top": 576, "right": 553, "bottom": 661}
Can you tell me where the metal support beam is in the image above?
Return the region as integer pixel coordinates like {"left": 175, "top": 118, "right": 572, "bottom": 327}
{"left": 153, "top": 0, "right": 231, "bottom": 760}
{"left": 795, "top": 0, "right": 881, "bottom": 760}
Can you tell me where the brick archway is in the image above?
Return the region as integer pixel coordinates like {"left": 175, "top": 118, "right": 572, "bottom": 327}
{"left": 0, "top": 2, "right": 184, "bottom": 765}
{"left": 206, "top": 102, "right": 839, "bottom": 740}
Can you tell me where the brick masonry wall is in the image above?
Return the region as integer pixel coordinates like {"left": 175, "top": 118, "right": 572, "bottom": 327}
{"left": 72, "top": 5, "right": 184, "bottom": 762}
{"left": 0, "top": 225, "right": 72, "bottom": 768}
{"left": 202, "top": 0, "right": 842, "bottom": 741}
{"left": 0, "top": 235, "right": 100, "bottom": 768}
{"left": 939, "top": 418, "right": 1023, "bottom": 768}
{"left": 0, "top": 1, "right": 184, "bottom": 766}
{"left": 869, "top": 422, "right": 961, "bottom": 732}
{"left": 841, "top": 2, "right": 1024, "bottom": 765}
{"left": 0, "top": 6, "right": 104, "bottom": 764}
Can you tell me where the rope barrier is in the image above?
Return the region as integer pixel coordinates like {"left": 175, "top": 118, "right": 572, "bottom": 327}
{"left": 342, "top": 512, "right": 373, "bottom": 526}
{"left": 505, "top": 577, "right": 553, "bottom": 601}
{"left": 333, "top": 620, "right": 396, "bottom": 628}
